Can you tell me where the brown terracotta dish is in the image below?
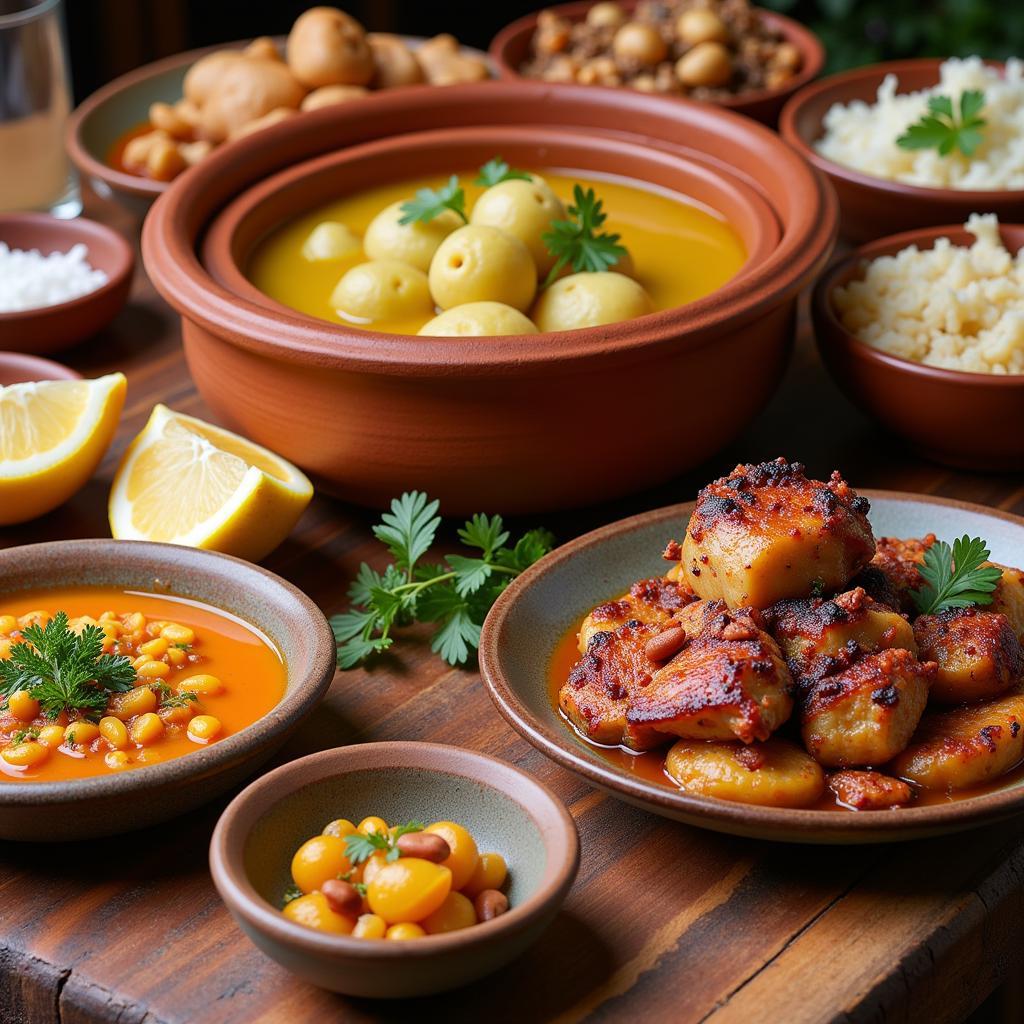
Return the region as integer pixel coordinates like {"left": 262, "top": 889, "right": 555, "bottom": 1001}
{"left": 0, "top": 352, "right": 81, "bottom": 386}
{"left": 0, "top": 213, "right": 134, "bottom": 354}
{"left": 142, "top": 81, "right": 838, "bottom": 514}
{"left": 209, "top": 742, "right": 579, "bottom": 998}
{"left": 780, "top": 59, "right": 1024, "bottom": 242}
{"left": 813, "top": 223, "right": 1024, "bottom": 470}
{"left": 489, "top": 0, "right": 825, "bottom": 124}
{"left": 0, "top": 539, "right": 336, "bottom": 842}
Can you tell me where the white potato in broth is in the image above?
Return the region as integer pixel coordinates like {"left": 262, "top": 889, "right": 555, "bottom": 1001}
{"left": 429, "top": 225, "right": 537, "bottom": 312}
{"left": 363, "top": 201, "right": 462, "bottom": 273}
{"left": 532, "top": 271, "right": 652, "bottom": 331}
{"left": 418, "top": 302, "right": 538, "bottom": 337}
{"left": 470, "top": 176, "right": 566, "bottom": 276}
{"left": 330, "top": 260, "right": 433, "bottom": 324}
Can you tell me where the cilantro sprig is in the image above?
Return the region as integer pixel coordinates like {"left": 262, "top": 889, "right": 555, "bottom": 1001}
{"left": 910, "top": 535, "right": 1003, "bottom": 615}
{"left": 475, "top": 157, "right": 532, "bottom": 187}
{"left": 896, "top": 90, "right": 987, "bottom": 157}
{"left": 0, "top": 612, "right": 136, "bottom": 719}
{"left": 344, "top": 821, "right": 426, "bottom": 864}
{"left": 542, "top": 184, "right": 629, "bottom": 287}
{"left": 329, "top": 492, "right": 554, "bottom": 669}
{"left": 398, "top": 175, "right": 468, "bottom": 226}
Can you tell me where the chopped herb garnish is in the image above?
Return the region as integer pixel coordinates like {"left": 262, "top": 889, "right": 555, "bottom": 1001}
{"left": 896, "top": 90, "right": 987, "bottom": 157}
{"left": 398, "top": 175, "right": 468, "bottom": 226}
{"left": 475, "top": 157, "right": 532, "bottom": 187}
{"left": 339, "top": 872, "right": 368, "bottom": 896}
{"left": 10, "top": 726, "right": 40, "bottom": 745}
{"left": 282, "top": 884, "right": 303, "bottom": 907}
{"left": 160, "top": 691, "right": 199, "bottom": 710}
{"left": 0, "top": 612, "right": 136, "bottom": 719}
{"left": 910, "top": 535, "right": 1003, "bottom": 615}
{"left": 344, "top": 821, "right": 426, "bottom": 864}
{"left": 542, "top": 184, "right": 629, "bottom": 287}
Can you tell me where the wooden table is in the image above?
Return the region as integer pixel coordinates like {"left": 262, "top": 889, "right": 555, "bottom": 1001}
{"left": 2, "top": 190, "right": 1023, "bottom": 1024}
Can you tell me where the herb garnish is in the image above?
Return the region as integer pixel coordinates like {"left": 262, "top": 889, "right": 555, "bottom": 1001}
{"left": 896, "top": 90, "right": 986, "bottom": 157}
{"left": 910, "top": 535, "right": 1003, "bottom": 615}
{"left": 282, "top": 884, "right": 303, "bottom": 906}
{"left": 344, "top": 821, "right": 426, "bottom": 864}
{"left": 542, "top": 184, "right": 628, "bottom": 287}
{"left": 398, "top": 175, "right": 468, "bottom": 226}
{"left": 330, "top": 492, "right": 553, "bottom": 669}
{"left": 475, "top": 157, "right": 532, "bottom": 187}
{"left": 339, "top": 871, "right": 368, "bottom": 896}
{"left": 10, "top": 726, "right": 40, "bottom": 745}
{"left": 0, "top": 612, "right": 136, "bottom": 719}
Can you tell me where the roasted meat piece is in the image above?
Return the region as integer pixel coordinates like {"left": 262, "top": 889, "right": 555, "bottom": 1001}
{"left": 827, "top": 769, "right": 912, "bottom": 810}
{"left": 867, "top": 535, "right": 935, "bottom": 613}
{"left": 679, "top": 459, "right": 875, "bottom": 608}
{"left": 577, "top": 575, "right": 697, "bottom": 653}
{"left": 800, "top": 648, "right": 934, "bottom": 768}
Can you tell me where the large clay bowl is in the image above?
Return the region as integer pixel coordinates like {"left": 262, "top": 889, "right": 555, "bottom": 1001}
{"left": 142, "top": 81, "right": 838, "bottom": 515}
{"left": 0, "top": 213, "right": 133, "bottom": 354}
{"left": 0, "top": 352, "right": 81, "bottom": 385}
{"left": 489, "top": 0, "right": 825, "bottom": 125}
{"left": 813, "top": 223, "right": 1024, "bottom": 470}
{"left": 0, "top": 540, "right": 336, "bottom": 841}
{"left": 780, "top": 59, "right": 1024, "bottom": 242}
{"left": 210, "top": 742, "right": 579, "bottom": 998}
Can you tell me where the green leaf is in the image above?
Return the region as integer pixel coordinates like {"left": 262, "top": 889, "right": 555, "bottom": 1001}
{"left": 896, "top": 91, "right": 986, "bottom": 158}
{"left": 494, "top": 528, "right": 556, "bottom": 573}
{"left": 474, "top": 157, "right": 532, "bottom": 188}
{"left": 344, "top": 829, "right": 390, "bottom": 865}
{"left": 541, "top": 184, "right": 629, "bottom": 289}
{"left": 458, "top": 513, "right": 509, "bottom": 560}
{"left": 447, "top": 554, "right": 493, "bottom": 597}
{"left": 911, "top": 535, "right": 1003, "bottom": 615}
{"left": 416, "top": 582, "right": 465, "bottom": 623}
{"left": 337, "top": 634, "right": 392, "bottom": 669}
{"left": 927, "top": 94, "right": 954, "bottom": 119}
{"left": 281, "top": 884, "right": 303, "bottom": 907}
{"left": 960, "top": 88, "right": 986, "bottom": 122}
{"left": 431, "top": 608, "right": 481, "bottom": 666}
{"left": 330, "top": 607, "right": 378, "bottom": 644}
{"left": 347, "top": 563, "right": 386, "bottom": 606}
{"left": 372, "top": 492, "right": 441, "bottom": 574}
{"left": 398, "top": 176, "right": 468, "bottom": 225}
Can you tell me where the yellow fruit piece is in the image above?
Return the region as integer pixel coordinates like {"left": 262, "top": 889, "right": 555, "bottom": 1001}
{"left": 322, "top": 818, "right": 357, "bottom": 838}
{"left": 0, "top": 374, "right": 126, "bottom": 525}
{"left": 283, "top": 892, "right": 355, "bottom": 935}
{"left": 385, "top": 922, "right": 426, "bottom": 940}
{"left": 291, "top": 834, "right": 351, "bottom": 894}
{"left": 353, "top": 913, "right": 387, "bottom": 939}
{"left": 366, "top": 858, "right": 452, "bottom": 924}
{"left": 462, "top": 852, "right": 508, "bottom": 898}
{"left": 108, "top": 404, "right": 312, "bottom": 562}
{"left": 426, "top": 821, "right": 479, "bottom": 890}
{"left": 421, "top": 891, "right": 477, "bottom": 934}
{"left": 357, "top": 815, "right": 388, "bottom": 836}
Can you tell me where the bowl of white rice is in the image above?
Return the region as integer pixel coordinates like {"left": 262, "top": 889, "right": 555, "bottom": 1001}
{"left": 781, "top": 58, "right": 1024, "bottom": 242}
{"left": 812, "top": 216, "right": 1024, "bottom": 471}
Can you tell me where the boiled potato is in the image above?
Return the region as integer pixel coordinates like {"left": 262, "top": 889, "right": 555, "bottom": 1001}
{"left": 364, "top": 201, "right": 461, "bottom": 273}
{"left": 415, "top": 34, "right": 489, "bottom": 86}
{"left": 330, "top": 260, "right": 433, "bottom": 324}
{"left": 577, "top": 576, "right": 699, "bottom": 654}
{"left": 891, "top": 689, "right": 1024, "bottom": 790}
{"left": 665, "top": 738, "right": 825, "bottom": 808}
{"left": 286, "top": 6, "right": 373, "bottom": 88}
{"left": 301, "top": 222, "right": 362, "bottom": 262}
{"left": 300, "top": 84, "right": 368, "bottom": 111}
{"left": 429, "top": 226, "right": 536, "bottom": 312}
{"left": 418, "top": 302, "right": 538, "bottom": 337}
{"left": 827, "top": 769, "right": 912, "bottom": 810}
{"left": 470, "top": 177, "right": 566, "bottom": 276}
{"left": 182, "top": 50, "right": 244, "bottom": 106}
{"left": 368, "top": 33, "right": 424, "bottom": 89}
{"left": 532, "top": 272, "right": 652, "bottom": 332}
{"left": 200, "top": 57, "right": 304, "bottom": 142}
{"left": 990, "top": 564, "right": 1024, "bottom": 642}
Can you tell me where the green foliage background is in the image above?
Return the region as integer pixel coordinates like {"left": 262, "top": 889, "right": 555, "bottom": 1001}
{"left": 760, "top": 0, "right": 1024, "bottom": 71}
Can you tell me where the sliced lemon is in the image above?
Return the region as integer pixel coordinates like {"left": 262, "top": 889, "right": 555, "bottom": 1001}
{"left": 109, "top": 404, "right": 313, "bottom": 562}
{"left": 0, "top": 373, "right": 126, "bottom": 526}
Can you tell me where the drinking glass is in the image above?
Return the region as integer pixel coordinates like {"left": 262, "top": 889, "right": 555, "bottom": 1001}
{"left": 0, "top": 0, "right": 80, "bottom": 217}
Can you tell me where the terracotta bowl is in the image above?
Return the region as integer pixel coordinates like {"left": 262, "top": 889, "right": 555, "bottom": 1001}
{"left": 489, "top": 0, "right": 825, "bottom": 125}
{"left": 812, "top": 223, "right": 1024, "bottom": 470}
{"left": 780, "top": 58, "right": 1024, "bottom": 242}
{"left": 0, "top": 352, "right": 81, "bottom": 385}
{"left": 0, "top": 213, "right": 134, "bottom": 354}
{"left": 0, "top": 540, "right": 336, "bottom": 842}
{"left": 209, "top": 742, "right": 579, "bottom": 998}
{"left": 142, "top": 81, "right": 838, "bottom": 515}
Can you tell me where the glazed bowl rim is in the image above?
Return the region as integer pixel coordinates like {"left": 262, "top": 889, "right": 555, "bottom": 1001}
{"left": 0, "top": 352, "right": 82, "bottom": 382}
{"left": 488, "top": 0, "right": 826, "bottom": 113}
{"left": 812, "top": 221, "right": 1024, "bottom": 386}
{"left": 0, "top": 539, "right": 336, "bottom": 803}
{"left": 479, "top": 490, "right": 1024, "bottom": 839}
{"left": 779, "top": 57, "right": 1024, "bottom": 203}
{"left": 209, "top": 741, "right": 580, "bottom": 957}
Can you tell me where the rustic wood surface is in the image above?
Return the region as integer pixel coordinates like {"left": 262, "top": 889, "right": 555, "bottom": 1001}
{"left": 2, "top": 189, "right": 1023, "bottom": 1024}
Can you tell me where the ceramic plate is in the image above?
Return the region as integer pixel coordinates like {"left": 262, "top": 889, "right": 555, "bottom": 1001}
{"left": 480, "top": 491, "right": 1024, "bottom": 844}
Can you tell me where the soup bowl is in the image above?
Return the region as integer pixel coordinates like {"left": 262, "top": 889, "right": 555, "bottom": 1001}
{"left": 143, "top": 81, "right": 838, "bottom": 515}
{"left": 0, "top": 539, "right": 336, "bottom": 841}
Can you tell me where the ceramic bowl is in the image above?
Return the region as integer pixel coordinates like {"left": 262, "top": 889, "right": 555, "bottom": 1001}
{"left": 812, "top": 223, "right": 1024, "bottom": 470}
{"left": 0, "top": 213, "right": 134, "bottom": 354}
{"left": 489, "top": 0, "right": 825, "bottom": 124}
{"left": 479, "top": 492, "right": 1024, "bottom": 844}
{"left": 0, "top": 540, "right": 336, "bottom": 842}
{"left": 209, "top": 742, "right": 579, "bottom": 998}
{"left": 780, "top": 59, "right": 1024, "bottom": 242}
{"left": 0, "top": 352, "right": 81, "bottom": 385}
{"left": 143, "top": 81, "right": 838, "bottom": 515}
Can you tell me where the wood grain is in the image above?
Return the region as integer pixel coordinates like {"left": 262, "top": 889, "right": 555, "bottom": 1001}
{"left": 1, "top": 188, "right": 1022, "bottom": 1024}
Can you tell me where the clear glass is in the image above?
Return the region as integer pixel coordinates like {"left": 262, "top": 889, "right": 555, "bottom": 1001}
{"left": 0, "top": 0, "right": 80, "bottom": 217}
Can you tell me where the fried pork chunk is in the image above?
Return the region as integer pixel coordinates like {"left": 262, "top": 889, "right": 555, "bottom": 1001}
{"left": 766, "top": 586, "right": 916, "bottom": 684}
{"left": 679, "top": 459, "right": 875, "bottom": 609}
{"left": 800, "top": 648, "right": 934, "bottom": 767}
{"left": 865, "top": 535, "right": 935, "bottom": 613}
{"left": 913, "top": 608, "right": 1024, "bottom": 704}
{"left": 989, "top": 564, "right": 1024, "bottom": 643}
{"left": 625, "top": 606, "right": 794, "bottom": 748}
{"left": 827, "top": 770, "right": 912, "bottom": 810}
{"left": 577, "top": 576, "right": 698, "bottom": 653}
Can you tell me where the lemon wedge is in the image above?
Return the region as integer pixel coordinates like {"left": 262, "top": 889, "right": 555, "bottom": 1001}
{"left": 0, "top": 372, "right": 126, "bottom": 526}
{"left": 109, "top": 405, "right": 313, "bottom": 562}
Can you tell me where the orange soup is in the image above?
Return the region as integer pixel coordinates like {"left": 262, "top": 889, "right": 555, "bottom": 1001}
{"left": 0, "top": 587, "right": 286, "bottom": 782}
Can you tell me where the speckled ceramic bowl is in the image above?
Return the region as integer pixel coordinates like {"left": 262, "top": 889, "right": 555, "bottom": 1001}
{"left": 0, "top": 540, "right": 336, "bottom": 842}
{"left": 209, "top": 742, "right": 579, "bottom": 998}
{"left": 480, "top": 491, "right": 1024, "bottom": 844}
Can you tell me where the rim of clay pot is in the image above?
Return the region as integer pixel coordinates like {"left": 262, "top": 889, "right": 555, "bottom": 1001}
{"left": 488, "top": 0, "right": 825, "bottom": 115}
{"left": 0, "top": 352, "right": 82, "bottom": 384}
{"left": 812, "top": 221, "right": 1024, "bottom": 386}
{"left": 780, "top": 58, "right": 1024, "bottom": 203}
{"left": 209, "top": 742, "right": 580, "bottom": 957}
{"left": 142, "top": 80, "right": 838, "bottom": 375}
{"left": 0, "top": 540, "right": 336, "bottom": 805}
{"left": 201, "top": 123, "right": 781, "bottom": 335}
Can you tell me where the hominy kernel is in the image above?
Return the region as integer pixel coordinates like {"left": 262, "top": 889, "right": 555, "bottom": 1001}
{"left": 158, "top": 704, "right": 195, "bottom": 726}
{"left": 65, "top": 722, "right": 100, "bottom": 746}
{"left": 99, "top": 716, "right": 129, "bottom": 749}
{"left": 161, "top": 624, "right": 195, "bottom": 645}
{"left": 137, "top": 659, "right": 170, "bottom": 679}
{"left": 18, "top": 610, "right": 50, "bottom": 629}
{"left": 132, "top": 655, "right": 149, "bottom": 670}
{"left": 0, "top": 615, "right": 18, "bottom": 634}
{"left": 130, "top": 712, "right": 164, "bottom": 745}
{"left": 180, "top": 674, "right": 222, "bottom": 696}
{"left": 8, "top": 689, "right": 39, "bottom": 721}
{"left": 105, "top": 750, "right": 131, "bottom": 769}
{"left": 140, "top": 637, "right": 169, "bottom": 658}
{"left": 187, "top": 715, "right": 222, "bottom": 742}
{"left": 125, "top": 612, "right": 146, "bottom": 634}
{"left": 2, "top": 741, "right": 49, "bottom": 767}
{"left": 0, "top": 639, "right": 11, "bottom": 659}
{"left": 110, "top": 685, "right": 158, "bottom": 720}
{"left": 37, "top": 725, "right": 67, "bottom": 748}
{"left": 167, "top": 647, "right": 187, "bottom": 666}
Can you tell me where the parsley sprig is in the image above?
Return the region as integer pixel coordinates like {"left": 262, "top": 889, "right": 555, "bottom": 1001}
{"left": 542, "top": 184, "right": 629, "bottom": 287}
{"left": 329, "top": 492, "right": 553, "bottom": 669}
{"left": 0, "top": 612, "right": 136, "bottom": 719}
{"left": 398, "top": 175, "right": 468, "bottom": 226}
{"left": 896, "top": 90, "right": 987, "bottom": 157}
{"left": 910, "top": 535, "right": 1003, "bottom": 615}
{"left": 344, "top": 822, "right": 425, "bottom": 864}
{"left": 475, "top": 157, "right": 532, "bottom": 187}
